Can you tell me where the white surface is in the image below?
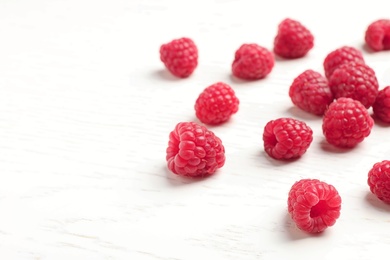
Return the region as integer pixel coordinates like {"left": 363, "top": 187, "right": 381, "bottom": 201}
{"left": 0, "top": 0, "right": 390, "bottom": 259}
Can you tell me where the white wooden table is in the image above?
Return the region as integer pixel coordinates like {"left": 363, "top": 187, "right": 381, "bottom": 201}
{"left": 0, "top": 0, "right": 389, "bottom": 259}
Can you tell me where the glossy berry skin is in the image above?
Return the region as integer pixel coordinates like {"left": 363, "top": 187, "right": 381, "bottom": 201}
{"left": 323, "top": 46, "right": 365, "bottom": 79}
{"left": 195, "top": 82, "right": 239, "bottom": 125}
{"left": 288, "top": 179, "right": 342, "bottom": 233}
{"left": 289, "top": 69, "right": 333, "bottom": 115}
{"left": 166, "top": 122, "right": 225, "bottom": 177}
{"left": 160, "top": 37, "right": 198, "bottom": 78}
{"left": 329, "top": 62, "right": 379, "bottom": 109}
{"left": 365, "top": 19, "right": 390, "bottom": 51}
{"left": 263, "top": 118, "right": 313, "bottom": 160}
{"left": 373, "top": 86, "right": 390, "bottom": 123}
{"left": 368, "top": 160, "right": 390, "bottom": 204}
{"left": 232, "top": 43, "right": 274, "bottom": 80}
{"left": 322, "top": 98, "right": 374, "bottom": 148}
{"left": 273, "top": 18, "right": 314, "bottom": 59}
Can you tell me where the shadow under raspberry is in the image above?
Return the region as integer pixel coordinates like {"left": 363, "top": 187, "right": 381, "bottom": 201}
{"left": 364, "top": 192, "right": 390, "bottom": 212}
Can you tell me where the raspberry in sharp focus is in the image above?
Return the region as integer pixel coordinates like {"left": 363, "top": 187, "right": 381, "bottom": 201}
{"left": 273, "top": 18, "right": 314, "bottom": 59}
{"left": 232, "top": 43, "right": 274, "bottom": 80}
{"left": 166, "top": 122, "right": 225, "bottom": 177}
{"left": 368, "top": 160, "right": 390, "bottom": 204}
{"left": 329, "top": 62, "right": 379, "bottom": 109}
{"left": 289, "top": 69, "right": 333, "bottom": 115}
{"left": 365, "top": 19, "right": 390, "bottom": 51}
{"left": 322, "top": 97, "right": 374, "bottom": 148}
{"left": 288, "top": 179, "right": 342, "bottom": 233}
{"left": 373, "top": 86, "right": 390, "bottom": 123}
{"left": 262, "top": 118, "right": 313, "bottom": 160}
{"left": 159, "top": 37, "right": 198, "bottom": 78}
{"left": 323, "top": 46, "right": 365, "bottom": 79}
{"left": 195, "top": 82, "right": 239, "bottom": 125}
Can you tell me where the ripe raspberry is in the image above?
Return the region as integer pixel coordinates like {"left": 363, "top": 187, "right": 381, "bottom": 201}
{"left": 323, "top": 46, "right": 365, "bottom": 79}
{"left": 159, "top": 37, "right": 198, "bottom": 78}
{"left": 329, "top": 62, "right": 379, "bottom": 109}
{"left": 232, "top": 43, "right": 274, "bottom": 80}
{"left": 166, "top": 122, "right": 225, "bottom": 177}
{"left": 273, "top": 18, "right": 314, "bottom": 59}
{"left": 289, "top": 70, "right": 333, "bottom": 115}
{"left": 373, "top": 86, "right": 390, "bottom": 123}
{"left": 288, "top": 179, "right": 342, "bottom": 233}
{"left": 368, "top": 160, "right": 390, "bottom": 204}
{"left": 263, "top": 118, "right": 313, "bottom": 160}
{"left": 365, "top": 19, "right": 390, "bottom": 51}
{"left": 322, "top": 97, "right": 374, "bottom": 148}
{"left": 195, "top": 82, "right": 239, "bottom": 125}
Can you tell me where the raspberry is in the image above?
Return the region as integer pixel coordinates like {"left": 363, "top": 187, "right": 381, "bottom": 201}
{"left": 195, "top": 82, "right": 239, "bottom": 125}
{"left": 322, "top": 97, "right": 374, "bottom": 148}
{"left": 329, "top": 62, "right": 379, "bottom": 108}
{"left": 365, "top": 19, "right": 390, "bottom": 51}
{"left": 273, "top": 18, "right": 314, "bottom": 59}
{"left": 263, "top": 118, "right": 313, "bottom": 160}
{"left": 288, "top": 179, "right": 342, "bottom": 233}
{"left": 159, "top": 37, "right": 198, "bottom": 78}
{"left": 368, "top": 160, "right": 390, "bottom": 204}
{"left": 289, "top": 69, "right": 333, "bottom": 115}
{"left": 166, "top": 122, "right": 225, "bottom": 177}
{"left": 232, "top": 43, "right": 274, "bottom": 80}
{"left": 373, "top": 86, "right": 390, "bottom": 123}
{"left": 323, "top": 46, "right": 365, "bottom": 79}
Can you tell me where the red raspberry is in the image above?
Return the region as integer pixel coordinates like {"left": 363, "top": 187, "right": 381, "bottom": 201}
{"left": 166, "top": 122, "right": 225, "bottom": 177}
{"left": 368, "top": 160, "right": 390, "bottom": 204}
{"left": 195, "top": 82, "right": 239, "bottom": 125}
{"left": 373, "top": 86, "right": 390, "bottom": 123}
{"left": 365, "top": 19, "right": 390, "bottom": 51}
{"left": 288, "top": 179, "right": 342, "bottom": 233}
{"left": 263, "top": 118, "right": 313, "bottom": 160}
{"left": 322, "top": 97, "right": 374, "bottom": 148}
{"left": 323, "top": 46, "right": 365, "bottom": 79}
{"left": 160, "top": 37, "right": 198, "bottom": 78}
{"left": 273, "top": 18, "right": 314, "bottom": 59}
{"left": 329, "top": 62, "right": 379, "bottom": 108}
{"left": 289, "top": 70, "right": 333, "bottom": 115}
{"left": 232, "top": 43, "right": 274, "bottom": 80}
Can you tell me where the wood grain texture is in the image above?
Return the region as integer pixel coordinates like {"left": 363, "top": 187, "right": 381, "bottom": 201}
{"left": 0, "top": 0, "right": 390, "bottom": 259}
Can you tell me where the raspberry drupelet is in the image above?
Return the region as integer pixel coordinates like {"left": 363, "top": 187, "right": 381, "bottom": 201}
{"left": 373, "top": 86, "right": 390, "bottom": 123}
{"left": 368, "top": 160, "right": 390, "bottom": 204}
{"left": 328, "top": 62, "right": 379, "bottom": 109}
{"left": 289, "top": 69, "right": 333, "bottom": 115}
{"left": 322, "top": 97, "right": 374, "bottom": 148}
{"left": 365, "top": 19, "right": 390, "bottom": 51}
{"left": 232, "top": 43, "right": 274, "bottom": 80}
{"left": 263, "top": 118, "right": 313, "bottom": 160}
{"left": 288, "top": 179, "right": 342, "bottom": 233}
{"left": 195, "top": 82, "right": 239, "bottom": 125}
{"left": 273, "top": 18, "right": 314, "bottom": 59}
{"left": 160, "top": 37, "right": 198, "bottom": 78}
{"left": 323, "top": 46, "right": 365, "bottom": 79}
{"left": 166, "top": 122, "right": 225, "bottom": 177}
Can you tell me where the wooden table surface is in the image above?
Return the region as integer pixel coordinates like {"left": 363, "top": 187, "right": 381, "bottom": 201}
{"left": 0, "top": 0, "right": 389, "bottom": 259}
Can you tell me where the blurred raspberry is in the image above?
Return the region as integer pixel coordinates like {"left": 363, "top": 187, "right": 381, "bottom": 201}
{"left": 323, "top": 46, "right": 365, "bottom": 79}
{"left": 365, "top": 19, "right": 390, "bottom": 51}
{"left": 289, "top": 69, "right": 333, "bottom": 115}
{"left": 274, "top": 18, "right": 314, "bottom": 58}
{"left": 232, "top": 43, "right": 274, "bottom": 80}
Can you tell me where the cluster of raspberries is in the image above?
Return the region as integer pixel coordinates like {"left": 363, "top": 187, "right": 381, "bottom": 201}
{"left": 161, "top": 18, "right": 390, "bottom": 234}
